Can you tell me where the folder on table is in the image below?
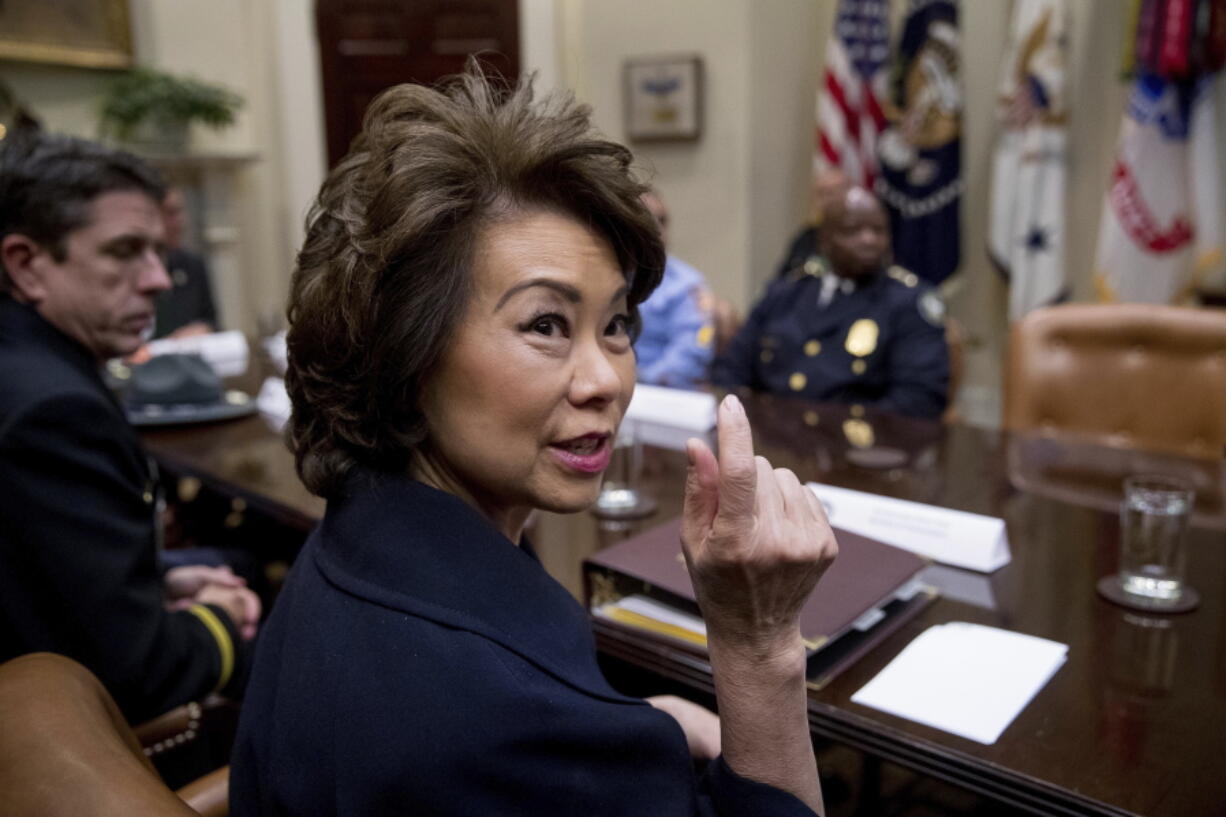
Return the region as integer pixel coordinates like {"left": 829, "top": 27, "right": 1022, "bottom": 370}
{"left": 584, "top": 517, "right": 936, "bottom": 689}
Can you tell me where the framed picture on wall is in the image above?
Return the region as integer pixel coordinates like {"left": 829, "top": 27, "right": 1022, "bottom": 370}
{"left": 0, "top": 0, "right": 133, "bottom": 70}
{"left": 623, "top": 54, "right": 703, "bottom": 142}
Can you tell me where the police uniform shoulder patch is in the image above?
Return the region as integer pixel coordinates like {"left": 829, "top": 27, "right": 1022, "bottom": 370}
{"left": 788, "top": 255, "right": 826, "bottom": 282}
{"left": 918, "top": 290, "right": 946, "bottom": 326}
{"left": 887, "top": 265, "right": 918, "bottom": 288}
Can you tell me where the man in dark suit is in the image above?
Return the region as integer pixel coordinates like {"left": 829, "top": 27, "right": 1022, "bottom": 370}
{"left": 713, "top": 185, "right": 949, "bottom": 420}
{"left": 0, "top": 133, "right": 258, "bottom": 722}
{"left": 154, "top": 186, "right": 217, "bottom": 339}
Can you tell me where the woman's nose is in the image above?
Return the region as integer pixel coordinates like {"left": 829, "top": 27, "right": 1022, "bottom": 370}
{"left": 569, "top": 337, "right": 624, "bottom": 407}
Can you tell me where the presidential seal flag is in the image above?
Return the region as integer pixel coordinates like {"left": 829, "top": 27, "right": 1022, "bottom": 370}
{"left": 1094, "top": 74, "right": 1224, "bottom": 304}
{"left": 875, "top": 0, "right": 962, "bottom": 287}
{"left": 988, "top": 0, "right": 1069, "bottom": 321}
{"left": 815, "top": 0, "right": 891, "bottom": 187}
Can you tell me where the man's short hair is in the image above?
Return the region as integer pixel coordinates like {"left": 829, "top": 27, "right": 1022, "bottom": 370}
{"left": 0, "top": 133, "right": 165, "bottom": 292}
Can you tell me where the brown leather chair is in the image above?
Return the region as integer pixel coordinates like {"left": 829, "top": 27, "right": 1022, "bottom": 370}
{"left": 0, "top": 653, "right": 229, "bottom": 817}
{"left": 1004, "top": 303, "right": 1226, "bottom": 460}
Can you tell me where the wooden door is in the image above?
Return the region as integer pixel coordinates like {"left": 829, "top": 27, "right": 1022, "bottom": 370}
{"left": 315, "top": 0, "right": 519, "bottom": 166}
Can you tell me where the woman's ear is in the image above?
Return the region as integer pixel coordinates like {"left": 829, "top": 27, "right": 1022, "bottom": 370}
{"left": 1, "top": 234, "right": 49, "bottom": 303}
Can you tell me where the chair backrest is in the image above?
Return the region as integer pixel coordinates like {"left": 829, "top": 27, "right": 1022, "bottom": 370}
{"left": 1004, "top": 303, "right": 1226, "bottom": 460}
{"left": 0, "top": 653, "right": 227, "bottom": 817}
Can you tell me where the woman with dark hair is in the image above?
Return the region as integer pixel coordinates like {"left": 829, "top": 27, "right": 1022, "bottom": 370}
{"left": 231, "top": 64, "right": 836, "bottom": 816}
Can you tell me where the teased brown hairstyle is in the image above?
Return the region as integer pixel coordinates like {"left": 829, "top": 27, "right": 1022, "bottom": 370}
{"left": 286, "top": 63, "right": 664, "bottom": 498}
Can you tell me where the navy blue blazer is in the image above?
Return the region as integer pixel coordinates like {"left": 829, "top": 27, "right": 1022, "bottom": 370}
{"left": 712, "top": 266, "right": 949, "bottom": 419}
{"left": 231, "top": 470, "right": 814, "bottom": 816}
{"left": 0, "top": 297, "right": 245, "bottom": 722}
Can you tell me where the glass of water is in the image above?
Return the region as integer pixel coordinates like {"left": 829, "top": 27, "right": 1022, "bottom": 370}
{"left": 1098, "top": 474, "right": 1199, "bottom": 612}
{"left": 592, "top": 421, "right": 656, "bottom": 520}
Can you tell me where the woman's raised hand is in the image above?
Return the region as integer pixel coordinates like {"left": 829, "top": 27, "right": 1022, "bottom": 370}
{"left": 680, "top": 394, "right": 837, "bottom": 654}
{"left": 678, "top": 394, "right": 835, "bottom": 811}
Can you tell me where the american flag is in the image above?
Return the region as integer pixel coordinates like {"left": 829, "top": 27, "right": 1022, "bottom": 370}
{"left": 816, "top": 0, "right": 891, "bottom": 188}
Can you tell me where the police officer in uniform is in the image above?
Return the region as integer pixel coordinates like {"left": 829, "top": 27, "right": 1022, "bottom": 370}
{"left": 0, "top": 134, "right": 258, "bottom": 722}
{"left": 712, "top": 185, "right": 949, "bottom": 420}
{"left": 634, "top": 189, "right": 715, "bottom": 389}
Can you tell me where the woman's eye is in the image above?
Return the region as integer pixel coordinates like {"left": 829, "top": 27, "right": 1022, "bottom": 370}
{"left": 527, "top": 314, "right": 568, "bottom": 337}
{"left": 605, "top": 313, "right": 631, "bottom": 337}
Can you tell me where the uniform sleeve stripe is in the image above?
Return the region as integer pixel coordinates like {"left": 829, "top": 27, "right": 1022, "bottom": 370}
{"left": 187, "top": 603, "right": 234, "bottom": 691}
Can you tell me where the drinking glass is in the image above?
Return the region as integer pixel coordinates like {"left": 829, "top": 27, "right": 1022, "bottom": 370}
{"left": 1097, "top": 474, "right": 1199, "bottom": 613}
{"left": 592, "top": 421, "right": 656, "bottom": 520}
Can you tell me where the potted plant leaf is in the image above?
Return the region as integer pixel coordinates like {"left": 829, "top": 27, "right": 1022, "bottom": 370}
{"left": 99, "top": 67, "right": 244, "bottom": 151}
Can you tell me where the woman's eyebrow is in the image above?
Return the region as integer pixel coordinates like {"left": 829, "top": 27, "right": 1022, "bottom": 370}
{"left": 495, "top": 279, "right": 582, "bottom": 311}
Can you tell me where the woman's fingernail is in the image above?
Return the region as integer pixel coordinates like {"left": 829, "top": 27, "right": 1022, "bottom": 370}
{"left": 723, "top": 393, "right": 743, "bottom": 414}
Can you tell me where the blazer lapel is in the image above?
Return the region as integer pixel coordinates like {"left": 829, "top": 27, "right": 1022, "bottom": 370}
{"left": 312, "top": 470, "right": 639, "bottom": 703}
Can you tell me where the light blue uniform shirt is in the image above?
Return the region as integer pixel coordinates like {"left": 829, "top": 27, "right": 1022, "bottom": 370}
{"left": 635, "top": 255, "right": 714, "bottom": 389}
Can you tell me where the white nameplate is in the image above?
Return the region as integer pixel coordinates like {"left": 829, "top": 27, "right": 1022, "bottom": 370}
{"left": 808, "top": 483, "right": 1010, "bottom": 573}
{"left": 146, "top": 330, "right": 249, "bottom": 378}
{"left": 624, "top": 384, "right": 716, "bottom": 451}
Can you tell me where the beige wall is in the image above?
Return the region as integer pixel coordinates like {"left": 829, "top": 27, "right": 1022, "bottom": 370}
{"left": 563, "top": 0, "right": 753, "bottom": 308}
{"left": 555, "top": 0, "right": 821, "bottom": 309}
{"left": 745, "top": 1, "right": 825, "bottom": 299}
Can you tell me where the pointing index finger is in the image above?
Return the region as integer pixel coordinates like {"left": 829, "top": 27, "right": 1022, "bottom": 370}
{"left": 715, "top": 394, "right": 756, "bottom": 519}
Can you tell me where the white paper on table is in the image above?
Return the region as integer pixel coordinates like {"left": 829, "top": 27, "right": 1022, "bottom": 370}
{"left": 263, "top": 330, "right": 288, "bottom": 375}
{"left": 624, "top": 385, "right": 716, "bottom": 451}
{"left": 145, "top": 330, "right": 249, "bottom": 378}
{"left": 256, "top": 376, "right": 291, "bottom": 432}
{"left": 851, "top": 622, "right": 1068, "bottom": 745}
{"left": 808, "top": 483, "right": 1010, "bottom": 572}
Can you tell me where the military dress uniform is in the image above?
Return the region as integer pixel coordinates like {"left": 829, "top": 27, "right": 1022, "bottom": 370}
{"left": 711, "top": 264, "right": 949, "bottom": 420}
{"left": 0, "top": 297, "right": 248, "bottom": 722}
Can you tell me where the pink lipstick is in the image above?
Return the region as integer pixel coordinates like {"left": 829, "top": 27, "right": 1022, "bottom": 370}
{"left": 548, "top": 433, "right": 612, "bottom": 474}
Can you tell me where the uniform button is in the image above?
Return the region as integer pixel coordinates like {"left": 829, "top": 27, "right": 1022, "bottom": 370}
{"left": 142, "top": 490, "right": 154, "bottom": 505}
{"left": 760, "top": 349, "right": 774, "bottom": 363}
{"left": 803, "top": 410, "right": 819, "bottom": 427}
{"left": 851, "top": 359, "right": 867, "bottom": 375}
{"left": 804, "top": 340, "right": 821, "bottom": 357}
{"left": 850, "top": 404, "right": 865, "bottom": 418}
{"left": 843, "top": 418, "right": 875, "bottom": 448}
{"left": 789, "top": 372, "right": 807, "bottom": 391}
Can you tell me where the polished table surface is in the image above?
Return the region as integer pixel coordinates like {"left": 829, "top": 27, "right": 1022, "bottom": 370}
{"left": 141, "top": 393, "right": 1226, "bottom": 817}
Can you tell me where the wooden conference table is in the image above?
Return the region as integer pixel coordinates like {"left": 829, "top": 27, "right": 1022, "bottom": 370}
{"left": 141, "top": 393, "right": 1226, "bottom": 817}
